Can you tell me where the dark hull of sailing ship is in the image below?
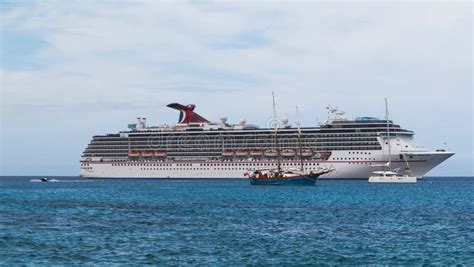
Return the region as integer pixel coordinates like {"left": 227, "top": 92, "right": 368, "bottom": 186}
{"left": 248, "top": 169, "right": 330, "bottom": 186}
{"left": 250, "top": 177, "right": 316, "bottom": 186}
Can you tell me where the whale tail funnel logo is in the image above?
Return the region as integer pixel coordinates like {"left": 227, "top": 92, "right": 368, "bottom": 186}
{"left": 167, "top": 103, "right": 209, "bottom": 124}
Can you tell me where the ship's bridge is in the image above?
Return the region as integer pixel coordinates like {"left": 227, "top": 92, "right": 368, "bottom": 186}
{"left": 355, "top": 117, "right": 380, "bottom": 122}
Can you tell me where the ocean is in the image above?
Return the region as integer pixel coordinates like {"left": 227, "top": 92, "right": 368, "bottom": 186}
{"left": 0, "top": 176, "right": 473, "bottom": 265}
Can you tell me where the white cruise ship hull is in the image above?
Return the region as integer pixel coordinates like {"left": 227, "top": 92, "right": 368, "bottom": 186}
{"left": 80, "top": 150, "right": 454, "bottom": 179}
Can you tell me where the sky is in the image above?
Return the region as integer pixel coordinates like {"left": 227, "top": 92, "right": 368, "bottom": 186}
{"left": 0, "top": 1, "right": 472, "bottom": 176}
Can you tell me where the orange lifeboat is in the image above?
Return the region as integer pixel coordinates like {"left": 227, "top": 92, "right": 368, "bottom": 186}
{"left": 264, "top": 150, "right": 278, "bottom": 157}
{"left": 235, "top": 150, "right": 249, "bottom": 156}
{"left": 154, "top": 151, "right": 167, "bottom": 157}
{"left": 249, "top": 150, "right": 264, "bottom": 156}
{"left": 222, "top": 150, "right": 235, "bottom": 156}
{"left": 296, "top": 149, "right": 313, "bottom": 157}
{"left": 128, "top": 151, "right": 141, "bottom": 157}
{"left": 281, "top": 149, "right": 296, "bottom": 157}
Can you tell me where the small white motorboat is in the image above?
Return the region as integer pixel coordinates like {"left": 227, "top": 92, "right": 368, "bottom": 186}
{"left": 264, "top": 150, "right": 278, "bottom": 157}
{"left": 222, "top": 150, "right": 235, "bottom": 156}
{"left": 368, "top": 98, "right": 417, "bottom": 184}
{"left": 235, "top": 150, "right": 249, "bottom": 156}
{"left": 368, "top": 171, "right": 417, "bottom": 183}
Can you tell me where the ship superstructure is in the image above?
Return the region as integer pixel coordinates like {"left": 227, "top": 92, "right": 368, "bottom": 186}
{"left": 80, "top": 103, "right": 454, "bottom": 178}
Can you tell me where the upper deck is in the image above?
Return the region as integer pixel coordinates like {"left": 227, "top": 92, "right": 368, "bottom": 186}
{"left": 82, "top": 104, "right": 415, "bottom": 159}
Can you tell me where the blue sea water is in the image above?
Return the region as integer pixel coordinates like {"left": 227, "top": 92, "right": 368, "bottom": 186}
{"left": 0, "top": 176, "right": 473, "bottom": 265}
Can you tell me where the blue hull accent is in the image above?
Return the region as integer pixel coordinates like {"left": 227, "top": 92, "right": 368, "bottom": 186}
{"left": 250, "top": 177, "right": 316, "bottom": 186}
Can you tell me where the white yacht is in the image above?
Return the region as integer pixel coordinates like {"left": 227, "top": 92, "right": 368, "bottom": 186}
{"left": 369, "top": 99, "right": 418, "bottom": 183}
{"left": 368, "top": 171, "right": 417, "bottom": 183}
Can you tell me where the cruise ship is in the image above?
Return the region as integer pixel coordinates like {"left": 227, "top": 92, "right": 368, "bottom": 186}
{"left": 80, "top": 103, "right": 454, "bottom": 179}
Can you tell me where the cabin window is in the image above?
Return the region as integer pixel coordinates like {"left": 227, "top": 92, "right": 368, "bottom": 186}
{"left": 399, "top": 154, "right": 404, "bottom": 160}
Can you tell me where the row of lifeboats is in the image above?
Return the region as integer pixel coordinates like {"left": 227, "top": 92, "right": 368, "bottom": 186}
{"left": 128, "top": 151, "right": 167, "bottom": 157}
{"left": 128, "top": 150, "right": 331, "bottom": 158}
{"left": 222, "top": 149, "right": 329, "bottom": 157}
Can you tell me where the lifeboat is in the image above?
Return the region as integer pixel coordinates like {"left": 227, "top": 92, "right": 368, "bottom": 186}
{"left": 296, "top": 149, "right": 313, "bottom": 157}
{"left": 154, "top": 151, "right": 167, "bottom": 157}
{"left": 129, "top": 151, "right": 141, "bottom": 157}
{"left": 249, "top": 150, "right": 264, "bottom": 156}
{"left": 264, "top": 150, "right": 278, "bottom": 157}
{"left": 235, "top": 150, "right": 249, "bottom": 156}
{"left": 142, "top": 152, "right": 154, "bottom": 157}
{"left": 222, "top": 150, "right": 235, "bottom": 156}
{"left": 281, "top": 149, "right": 296, "bottom": 157}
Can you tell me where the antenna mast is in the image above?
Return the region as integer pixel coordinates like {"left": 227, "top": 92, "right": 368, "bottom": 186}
{"left": 296, "top": 106, "right": 304, "bottom": 172}
{"left": 272, "top": 92, "right": 281, "bottom": 172}
{"left": 385, "top": 98, "right": 392, "bottom": 170}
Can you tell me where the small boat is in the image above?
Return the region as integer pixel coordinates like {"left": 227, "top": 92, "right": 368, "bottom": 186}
{"left": 235, "top": 150, "right": 249, "bottom": 156}
{"left": 368, "top": 99, "right": 417, "bottom": 184}
{"left": 248, "top": 98, "right": 334, "bottom": 186}
{"left": 128, "top": 151, "right": 141, "bottom": 157}
{"left": 142, "top": 152, "right": 154, "bottom": 157}
{"left": 249, "top": 150, "right": 264, "bottom": 156}
{"left": 222, "top": 150, "right": 235, "bottom": 156}
{"left": 154, "top": 151, "right": 167, "bottom": 157}
{"left": 296, "top": 148, "right": 313, "bottom": 157}
{"left": 281, "top": 149, "right": 296, "bottom": 157}
{"left": 40, "top": 177, "right": 49, "bottom": 182}
{"left": 264, "top": 150, "right": 278, "bottom": 157}
{"left": 368, "top": 171, "right": 417, "bottom": 183}
{"left": 246, "top": 167, "right": 332, "bottom": 186}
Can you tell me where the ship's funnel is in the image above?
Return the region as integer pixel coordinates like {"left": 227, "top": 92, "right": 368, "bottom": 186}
{"left": 167, "top": 103, "right": 209, "bottom": 124}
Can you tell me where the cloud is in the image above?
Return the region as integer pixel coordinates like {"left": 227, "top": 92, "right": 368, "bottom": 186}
{"left": 206, "top": 30, "right": 271, "bottom": 49}
{"left": 0, "top": 29, "right": 49, "bottom": 70}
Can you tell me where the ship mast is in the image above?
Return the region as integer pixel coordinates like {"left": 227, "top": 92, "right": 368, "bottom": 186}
{"left": 296, "top": 106, "right": 304, "bottom": 172}
{"left": 272, "top": 92, "right": 281, "bottom": 172}
{"left": 385, "top": 98, "right": 392, "bottom": 171}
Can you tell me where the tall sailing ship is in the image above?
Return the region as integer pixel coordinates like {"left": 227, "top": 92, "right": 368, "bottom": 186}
{"left": 80, "top": 103, "right": 454, "bottom": 179}
{"left": 247, "top": 95, "right": 332, "bottom": 185}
